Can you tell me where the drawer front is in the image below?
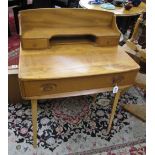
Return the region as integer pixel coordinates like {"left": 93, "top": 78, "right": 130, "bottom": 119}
{"left": 20, "top": 71, "right": 137, "bottom": 98}
{"left": 22, "top": 38, "right": 49, "bottom": 49}
{"left": 96, "top": 36, "right": 119, "bottom": 46}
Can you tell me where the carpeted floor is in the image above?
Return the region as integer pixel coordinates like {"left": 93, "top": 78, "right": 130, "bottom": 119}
{"left": 8, "top": 87, "right": 146, "bottom": 155}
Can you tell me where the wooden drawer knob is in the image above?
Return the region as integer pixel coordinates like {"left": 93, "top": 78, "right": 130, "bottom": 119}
{"left": 32, "top": 43, "right": 37, "bottom": 48}
{"left": 112, "top": 75, "right": 124, "bottom": 85}
{"left": 40, "top": 83, "right": 57, "bottom": 92}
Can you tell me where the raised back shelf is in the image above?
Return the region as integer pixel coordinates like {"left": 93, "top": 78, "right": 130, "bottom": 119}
{"left": 19, "top": 8, "right": 120, "bottom": 49}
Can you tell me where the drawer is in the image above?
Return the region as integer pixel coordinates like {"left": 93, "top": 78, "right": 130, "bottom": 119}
{"left": 20, "top": 71, "right": 137, "bottom": 98}
{"left": 96, "top": 36, "right": 119, "bottom": 46}
{"left": 21, "top": 38, "right": 49, "bottom": 49}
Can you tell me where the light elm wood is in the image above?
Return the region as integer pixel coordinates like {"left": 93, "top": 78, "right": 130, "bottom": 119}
{"left": 18, "top": 9, "right": 140, "bottom": 147}
{"left": 107, "top": 90, "right": 121, "bottom": 133}
{"left": 31, "top": 100, "right": 38, "bottom": 148}
{"left": 130, "top": 13, "right": 143, "bottom": 42}
{"left": 126, "top": 12, "right": 146, "bottom": 62}
{"left": 20, "top": 85, "right": 131, "bottom": 100}
{"left": 19, "top": 9, "right": 120, "bottom": 49}
{"left": 19, "top": 45, "right": 139, "bottom": 80}
{"left": 20, "top": 71, "right": 138, "bottom": 99}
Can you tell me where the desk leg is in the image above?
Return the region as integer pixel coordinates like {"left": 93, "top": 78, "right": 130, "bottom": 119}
{"left": 107, "top": 90, "right": 121, "bottom": 133}
{"left": 31, "top": 99, "right": 38, "bottom": 148}
{"left": 92, "top": 94, "right": 97, "bottom": 104}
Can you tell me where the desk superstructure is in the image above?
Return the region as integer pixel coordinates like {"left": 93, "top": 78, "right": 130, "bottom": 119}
{"left": 19, "top": 9, "right": 139, "bottom": 147}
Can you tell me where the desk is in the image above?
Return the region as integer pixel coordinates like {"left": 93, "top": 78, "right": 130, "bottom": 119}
{"left": 79, "top": 0, "right": 146, "bottom": 17}
{"left": 19, "top": 9, "right": 139, "bottom": 147}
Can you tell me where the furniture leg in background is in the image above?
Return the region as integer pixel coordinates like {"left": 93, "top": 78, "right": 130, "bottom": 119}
{"left": 116, "top": 15, "right": 139, "bottom": 35}
{"left": 12, "top": 6, "right": 20, "bottom": 34}
{"left": 8, "top": 68, "right": 23, "bottom": 104}
{"left": 120, "top": 12, "right": 146, "bottom": 122}
{"left": 8, "top": 23, "right": 11, "bottom": 37}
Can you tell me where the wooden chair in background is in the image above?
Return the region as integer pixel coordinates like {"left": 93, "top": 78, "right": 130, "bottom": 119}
{"left": 121, "top": 12, "right": 146, "bottom": 122}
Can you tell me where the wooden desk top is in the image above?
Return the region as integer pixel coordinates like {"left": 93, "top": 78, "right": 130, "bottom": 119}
{"left": 19, "top": 44, "right": 139, "bottom": 80}
{"left": 79, "top": 0, "right": 146, "bottom": 16}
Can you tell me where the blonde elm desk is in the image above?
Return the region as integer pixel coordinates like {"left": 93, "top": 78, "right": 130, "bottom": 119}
{"left": 18, "top": 9, "right": 139, "bottom": 147}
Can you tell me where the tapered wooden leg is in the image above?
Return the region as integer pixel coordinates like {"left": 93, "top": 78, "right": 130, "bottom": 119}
{"left": 31, "top": 99, "right": 38, "bottom": 148}
{"left": 93, "top": 94, "right": 97, "bottom": 104}
{"left": 107, "top": 90, "right": 121, "bottom": 133}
